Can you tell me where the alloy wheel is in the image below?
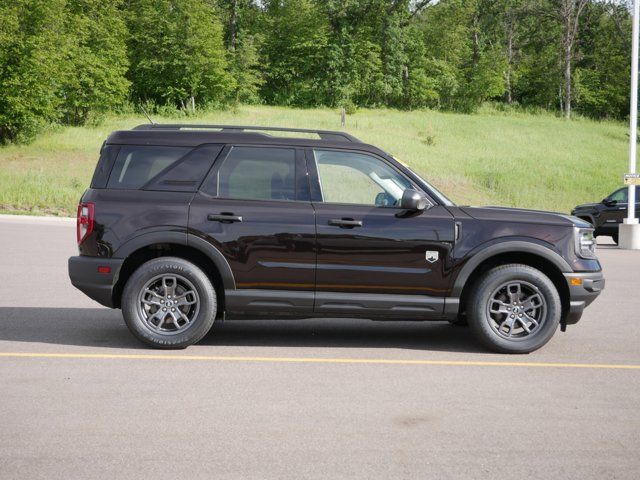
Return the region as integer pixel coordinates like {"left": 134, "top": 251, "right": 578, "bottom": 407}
{"left": 137, "top": 274, "right": 200, "bottom": 335}
{"left": 485, "top": 280, "right": 547, "bottom": 339}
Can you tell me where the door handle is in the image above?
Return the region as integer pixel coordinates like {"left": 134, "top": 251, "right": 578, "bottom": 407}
{"left": 328, "top": 218, "right": 363, "bottom": 228}
{"left": 208, "top": 213, "right": 243, "bottom": 223}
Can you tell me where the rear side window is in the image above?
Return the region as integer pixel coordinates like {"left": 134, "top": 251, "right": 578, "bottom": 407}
{"left": 143, "top": 145, "right": 223, "bottom": 192}
{"left": 107, "top": 146, "right": 190, "bottom": 189}
{"left": 208, "top": 147, "right": 297, "bottom": 201}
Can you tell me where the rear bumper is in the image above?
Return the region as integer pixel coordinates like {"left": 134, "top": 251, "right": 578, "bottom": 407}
{"left": 68, "top": 256, "right": 124, "bottom": 308}
{"left": 563, "top": 271, "right": 605, "bottom": 325}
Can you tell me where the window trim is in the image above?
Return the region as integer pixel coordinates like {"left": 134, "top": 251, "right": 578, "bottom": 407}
{"left": 198, "top": 144, "right": 310, "bottom": 203}
{"left": 305, "top": 147, "right": 435, "bottom": 209}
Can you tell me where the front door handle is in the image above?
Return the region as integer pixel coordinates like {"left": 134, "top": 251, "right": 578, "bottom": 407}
{"left": 208, "top": 213, "right": 243, "bottom": 223}
{"left": 328, "top": 218, "right": 363, "bottom": 228}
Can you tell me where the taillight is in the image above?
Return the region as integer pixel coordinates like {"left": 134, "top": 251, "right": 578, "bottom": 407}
{"left": 77, "top": 202, "right": 95, "bottom": 245}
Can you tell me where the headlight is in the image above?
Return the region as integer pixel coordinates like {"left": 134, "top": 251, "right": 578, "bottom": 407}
{"left": 574, "top": 227, "right": 596, "bottom": 259}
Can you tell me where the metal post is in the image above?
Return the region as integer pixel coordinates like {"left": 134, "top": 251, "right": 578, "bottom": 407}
{"left": 628, "top": 0, "right": 639, "bottom": 223}
{"left": 620, "top": 0, "right": 640, "bottom": 248}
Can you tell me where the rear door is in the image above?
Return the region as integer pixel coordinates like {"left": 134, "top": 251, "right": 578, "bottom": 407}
{"left": 188, "top": 145, "right": 316, "bottom": 316}
{"left": 307, "top": 148, "right": 455, "bottom": 318}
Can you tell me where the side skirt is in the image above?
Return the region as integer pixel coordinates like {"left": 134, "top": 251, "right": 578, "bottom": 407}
{"left": 225, "top": 289, "right": 456, "bottom": 320}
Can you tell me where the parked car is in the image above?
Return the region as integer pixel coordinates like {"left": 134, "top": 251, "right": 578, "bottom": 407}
{"left": 571, "top": 187, "right": 640, "bottom": 244}
{"left": 68, "top": 124, "right": 604, "bottom": 353}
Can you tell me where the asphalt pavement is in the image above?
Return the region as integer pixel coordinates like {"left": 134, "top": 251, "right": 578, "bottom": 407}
{"left": 0, "top": 215, "right": 639, "bottom": 480}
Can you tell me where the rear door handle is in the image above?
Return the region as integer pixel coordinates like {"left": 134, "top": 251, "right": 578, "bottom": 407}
{"left": 328, "top": 218, "right": 363, "bottom": 228}
{"left": 208, "top": 213, "right": 243, "bottom": 223}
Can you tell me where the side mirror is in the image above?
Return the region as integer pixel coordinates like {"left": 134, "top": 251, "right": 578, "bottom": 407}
{"left": 603, "top": 198, "right": 616, "bottom": 207}
{"left": 399, "top": 189, "right": 428, "bottom": 212}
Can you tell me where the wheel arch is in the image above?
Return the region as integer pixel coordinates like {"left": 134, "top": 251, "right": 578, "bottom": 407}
{"left": 575, "top": 215, "right": 595, "bottom": 227}
{"left": 453, "top": 242, "right": 571, "bottom": 322}
{"left": 112, "top": 232, "right": 235, "bottom": 310}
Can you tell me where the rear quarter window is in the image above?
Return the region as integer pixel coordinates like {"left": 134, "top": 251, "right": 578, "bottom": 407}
{"left": 90, "top": 144, "right": 120, "bottom": 189}
{"left": 107, "top": 146, "right": 190, "bottom": 189}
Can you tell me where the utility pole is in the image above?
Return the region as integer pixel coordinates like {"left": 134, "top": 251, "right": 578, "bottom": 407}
{"left": 620, "top": 0, "right": 640, "bottom": 249}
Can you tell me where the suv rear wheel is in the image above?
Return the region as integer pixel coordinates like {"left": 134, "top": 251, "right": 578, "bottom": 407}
{"left": 122, "top": 257, "right": 217, "bottom": 349}
{"left": 466, "top": 264, "right": 561, "bottom": 354}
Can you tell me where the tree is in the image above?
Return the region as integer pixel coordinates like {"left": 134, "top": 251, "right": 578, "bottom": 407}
{"left": 0, "top": 0, "right": 67, "bottom": 142}
{"left": 574, "top": 1, "right": 631, "bottom": 118}
{"left": 126, "top": 0, "right": 232, "bottom": 109}
{"left": 261, "top": 0, "right": 329, "bottom": 106}
{"left": 556, "top": 0, "right": 589, "bottom": 118}
{"left": 230, "top": 34, "right": 264, "bottom": 104}
{"left": 421, "top": 0, "right": 505, "bottom": 111}
{"left": 61, "top": 0, "right": 130, "bottom": 125}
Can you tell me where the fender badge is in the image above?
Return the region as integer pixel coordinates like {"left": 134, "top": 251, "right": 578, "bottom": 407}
{"left": 425, "top": 251, "right": 439, "bottom": 263}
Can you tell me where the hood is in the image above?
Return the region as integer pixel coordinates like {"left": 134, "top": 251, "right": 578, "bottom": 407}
{"left": 460, "top": 206, "right": 592, "bottom": 228}
{"left": 572, "top": 202, "right": 600, "bottom": 211}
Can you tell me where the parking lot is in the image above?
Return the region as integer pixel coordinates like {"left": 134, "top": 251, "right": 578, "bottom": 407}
{"left": 0, "top": 215, "right": 639, "bottom": 479}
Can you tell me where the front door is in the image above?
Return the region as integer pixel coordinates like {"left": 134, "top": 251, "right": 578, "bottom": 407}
{"left": 189, "top": 145, "right": 316, "bottom": 316}
{"left": 306, "top": 148, "right": 455, "bottom": 318}
{"left": 600, "top": 188, "right": 630, "bottom": 228}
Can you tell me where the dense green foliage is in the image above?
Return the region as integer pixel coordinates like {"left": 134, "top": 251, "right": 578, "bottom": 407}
{"left": 127, "top": 0, "right": 231, "bottom": 108}
{"left": 0, "top": 0, "right": 634, "bottom": 143}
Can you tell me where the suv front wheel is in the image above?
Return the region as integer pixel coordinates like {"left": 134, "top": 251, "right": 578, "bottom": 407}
{"left": 467, "top": 264, "right": 561, "bottom": 354}
{"left": 122, "top": 257, "right": 217, "bottom": 349}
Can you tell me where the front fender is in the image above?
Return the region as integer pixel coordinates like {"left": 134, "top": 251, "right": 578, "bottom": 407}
{"left": 449, "top": 239, "right": 572, "bottom": 297}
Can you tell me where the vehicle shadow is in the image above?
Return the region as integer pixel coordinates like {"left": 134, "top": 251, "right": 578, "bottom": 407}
{"left": 0, "top": 307, "right": 486, "bottom": 354}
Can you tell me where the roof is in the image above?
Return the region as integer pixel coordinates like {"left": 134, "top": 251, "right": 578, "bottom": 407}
{"left": 106, "top": 123, "right": 385, "bottom": 156}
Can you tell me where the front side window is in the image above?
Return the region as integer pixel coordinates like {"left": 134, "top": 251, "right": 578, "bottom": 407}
{"left": 215, "top": 147, "right": 296, "bottom": 201}
{"left": 609, "top": 188, "right": 628, "bottom": 203}
{"left": 314, "top": 149, "right": 413, "bottom": 206}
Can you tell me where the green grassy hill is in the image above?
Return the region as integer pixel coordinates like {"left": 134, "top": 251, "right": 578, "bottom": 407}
{"left": 0, "top": 105, "right": 630, "bottom": 216}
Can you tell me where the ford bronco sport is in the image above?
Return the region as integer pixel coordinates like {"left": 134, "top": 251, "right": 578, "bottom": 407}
{"left": 68, "top": 124, "right": 604, "bottom": 353}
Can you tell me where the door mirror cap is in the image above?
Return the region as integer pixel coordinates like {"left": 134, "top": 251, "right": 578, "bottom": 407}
{"left": 399, "top": 189, "right": 429, "bottom": 211}
{"left": 603, "top": 198, "right": 616, "bottom": 206}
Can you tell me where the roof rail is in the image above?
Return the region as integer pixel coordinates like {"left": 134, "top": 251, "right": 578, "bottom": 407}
{"left": 132, "top": 124, "right": 361, "bottom": 143}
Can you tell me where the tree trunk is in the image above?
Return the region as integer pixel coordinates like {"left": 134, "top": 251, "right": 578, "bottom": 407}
{"left": 559, "top": 0, "right": 587, "bottom": 119}
{"left": 505, "top": 15, "right": 514, "bottom": 105}
{"left": 472, "top": 13, "right": 480, "bottom": 69}
{"left": 564, "top": 43, "right": 572, "bottom": 119}
{"left": 229, "top": 0, "right": 238, "bottom": 51}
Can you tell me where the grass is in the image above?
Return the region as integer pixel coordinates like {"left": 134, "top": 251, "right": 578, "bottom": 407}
{"left": 0, "top": 104, "right": 630, "bottom": 216}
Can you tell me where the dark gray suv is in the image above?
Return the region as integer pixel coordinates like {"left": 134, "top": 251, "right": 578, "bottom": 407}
{"left": 69, "top": 124, "right": 604, "bottom": 352}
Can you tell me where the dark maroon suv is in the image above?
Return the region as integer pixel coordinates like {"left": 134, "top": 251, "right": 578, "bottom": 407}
{"left": 68, "top": 124, "right": 604, "bottom": 353}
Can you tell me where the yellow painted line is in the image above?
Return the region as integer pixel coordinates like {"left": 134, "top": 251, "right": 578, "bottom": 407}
{"left": 0, "top": 352, "right": 638, "bottom": 370}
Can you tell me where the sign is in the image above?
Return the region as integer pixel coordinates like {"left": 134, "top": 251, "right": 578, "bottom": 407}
{"left": 624, "top": 173, "right": 640, "bottom": 186}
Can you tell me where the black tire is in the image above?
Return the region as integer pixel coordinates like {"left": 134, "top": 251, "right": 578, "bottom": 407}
{"left": 611, "top": 233, "right": 619, "bottom": 245}
{"left": 122, "top": 257, "right": 217, "bottom": 349}
{"left": 466, "top": 264, "right": 561, "bottom": 354}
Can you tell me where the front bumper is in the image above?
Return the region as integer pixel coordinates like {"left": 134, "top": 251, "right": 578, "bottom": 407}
{"left": 563, "top": 271, "right": 605, "bottom": 325}
{"left": 68, "top": 256, "right": 124, "bottom": 308}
